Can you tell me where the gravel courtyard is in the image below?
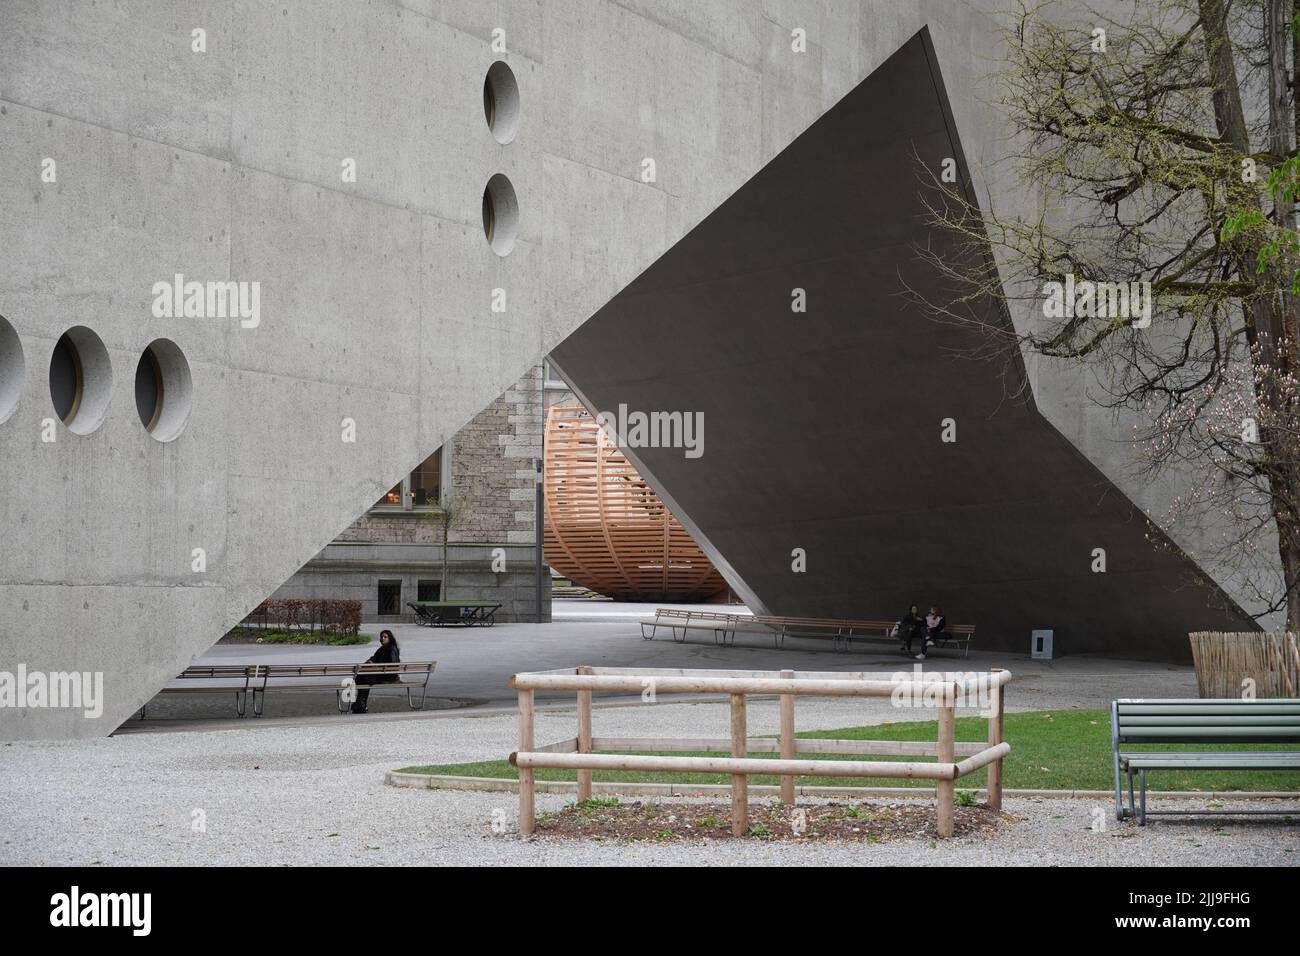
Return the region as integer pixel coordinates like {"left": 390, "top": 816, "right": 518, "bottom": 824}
{"left": 2, "top": 690, "right": 1296, "bottom": 866}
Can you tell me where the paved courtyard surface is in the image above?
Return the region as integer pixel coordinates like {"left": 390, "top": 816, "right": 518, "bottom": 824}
{"left": 2, "top": 610, "right": 1297, "bottom": 865}
{"left": 120, "top": 600, "right": 1209, "bottom": 726}
{"left": 1, "top": 693, "right": 1296, "bottom": 866}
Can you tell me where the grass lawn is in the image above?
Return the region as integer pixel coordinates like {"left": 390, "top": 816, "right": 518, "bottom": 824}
{"left": 398, "top": 709, "right": 1300, "bottom": 793}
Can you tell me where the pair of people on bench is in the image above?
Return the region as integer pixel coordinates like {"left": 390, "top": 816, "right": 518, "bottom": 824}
{"left": 898, "top": 605, "right": 945, "bottom": 660}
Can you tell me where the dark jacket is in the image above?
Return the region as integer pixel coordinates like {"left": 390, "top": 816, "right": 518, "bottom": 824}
{"left": 898, "top": 612, "right": 922, "bottom": 637}
{"left": 362, "top": 641, "right": 400, "bottom": 683}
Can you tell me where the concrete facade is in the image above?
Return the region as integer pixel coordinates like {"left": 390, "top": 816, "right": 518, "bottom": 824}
{"left": 0, "top": 1, "right": 1272, "bottom": 739}
{"left": 2, "top": 0, "right": 948, "bottom": 739}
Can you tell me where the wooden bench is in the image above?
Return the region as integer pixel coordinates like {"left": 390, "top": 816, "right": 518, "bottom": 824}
{"left": 1112, "top": 698, "right": 1300, "bottom": 823}
{"left": 641, "top": 608, "right": 975, "bottom": 656}
{"left": 639, "top": 608, "right": 754, "bottom": 644}
{"left": 144, "top": 661, "right": 436, "bottom": 718}
{"left": 409, "top": 601, "right": 501, "bottom": 626}
{"left": 140, "top": 665, "right": 264, "bottom": 719}
{"left": 924, "top": 624, "right": 976, "bottom": 658}
{"left": 250, "top": 661, "right": 437, "bottom": 715}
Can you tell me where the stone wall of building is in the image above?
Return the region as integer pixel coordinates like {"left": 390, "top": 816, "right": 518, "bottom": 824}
{"left": 272, "top": 366, "right": 549, "bottom": 623}
{"left": 452, "top": 364, "right": 544, "bottom": 545}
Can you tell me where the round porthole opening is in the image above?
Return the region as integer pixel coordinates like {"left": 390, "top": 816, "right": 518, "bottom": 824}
{"left": 483, "top": 61, "right": 520, "bottom": 145}
{"left": 482, "top": 173, "right": 519, "bottom": 257}
{"left": 49, "top": 326, "right": 112, "bottom": 435}
{"left": 135, "top": 338, "right": 192, "bottom": 442}
{"left": 0, "top": 315, "right": 23, "bottom": 425}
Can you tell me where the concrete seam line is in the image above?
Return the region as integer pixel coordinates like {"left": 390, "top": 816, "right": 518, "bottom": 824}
{"left": 382, "top": 772, "right": 1300, "bottom": 801}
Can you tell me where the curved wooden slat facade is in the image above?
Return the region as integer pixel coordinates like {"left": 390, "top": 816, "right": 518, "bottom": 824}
{"left": 544, "top": 406, "right": 727, "bottom": 601}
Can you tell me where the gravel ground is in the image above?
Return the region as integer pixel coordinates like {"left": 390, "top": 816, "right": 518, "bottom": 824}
{"left": 1, "top": 695, "right": 1297, "bottom": 866}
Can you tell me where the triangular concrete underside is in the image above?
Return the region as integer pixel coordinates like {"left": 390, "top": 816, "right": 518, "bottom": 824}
{"left": 551, "top": 31, "right": 1256, "bottom": 662}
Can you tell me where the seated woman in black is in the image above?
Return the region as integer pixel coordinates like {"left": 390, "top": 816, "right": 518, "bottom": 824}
{"left": 898, "top": 605, "right": 924, "bottom": 656}
{"left": 351, "top": 629, "right": 400, "bottom": 714}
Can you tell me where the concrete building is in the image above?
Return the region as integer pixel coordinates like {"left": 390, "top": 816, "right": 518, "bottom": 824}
{"left": 0, "top": 1, "right": 1273, "bottom": 739}
{"left": 270, "top": 365, "right": 548, "bottom": 623}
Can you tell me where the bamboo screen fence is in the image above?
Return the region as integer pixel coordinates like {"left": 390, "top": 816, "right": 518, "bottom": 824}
{"left": 1189, "top": 632, "right": 1300, "bottom": 699}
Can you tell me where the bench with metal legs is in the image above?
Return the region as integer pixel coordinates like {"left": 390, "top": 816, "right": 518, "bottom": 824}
{"left": 640, "top": 608, "right": 976, "bottom": 656}
{"left": 141, "top": 665, "right": 264, "bottom": 719}
{"left": 1112, "top": 698, "right": 1300, "bottom": 824}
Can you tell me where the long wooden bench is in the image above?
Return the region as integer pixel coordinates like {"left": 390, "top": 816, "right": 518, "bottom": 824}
{"left": 640, "top": 608, "right": 975, "bottom": 656}
{"left": 143, "top": 661, "right": 436, "bottom": 718}
{"left": 250, "top": 662, "right": 436, "bottom": 715}
{"left": 1112, "top": 698, "right": 1300, "bottom": 824}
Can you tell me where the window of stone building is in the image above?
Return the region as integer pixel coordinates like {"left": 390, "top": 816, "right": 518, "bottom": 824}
{"left": 409, "top": 448, "right": 442, "bottom": 507}
{"left": 417, "top": 580, "right": 440, "bottom": 603}
{"left": 372, "top": 446, "right": 449, "bottom": 511}
{"left": 374, "top": 483, "right": 403, "bottom": 508}
{"left": 377, "top": 579, "right": 401, "bottom": 616}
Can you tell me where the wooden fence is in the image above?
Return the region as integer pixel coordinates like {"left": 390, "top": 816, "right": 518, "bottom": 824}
{"left": 1189, "top": 631, "right": 1300, "bottom": 698}
{"left": 508, "top": 666, "right": 1011, "bottom": 839}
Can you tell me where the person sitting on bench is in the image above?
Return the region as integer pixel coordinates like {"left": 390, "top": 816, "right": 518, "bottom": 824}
{"left": 352, "top": 629, "right": 400, "bottom": 714}
{"left": 915, "top": 605, "right": 946, "bottom": 660}
{"left": 898, "top": 605, "right": 924, "bottom": 656}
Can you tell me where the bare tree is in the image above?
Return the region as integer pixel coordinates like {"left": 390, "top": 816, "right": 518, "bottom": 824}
{"left": 426, "top": 494, "right": 467, "bottom": 601}
{"left": 910, "top": 0, "right": 1300, "bottom": 626}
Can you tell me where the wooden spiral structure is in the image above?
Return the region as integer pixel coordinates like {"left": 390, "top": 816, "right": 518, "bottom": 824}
{"left": 543, "top": 406, "right": 727, "bottom": 601}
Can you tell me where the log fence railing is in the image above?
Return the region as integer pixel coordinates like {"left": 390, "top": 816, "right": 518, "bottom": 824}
{"left": 508, "top": 666, "right": 1010, "bottom": 839}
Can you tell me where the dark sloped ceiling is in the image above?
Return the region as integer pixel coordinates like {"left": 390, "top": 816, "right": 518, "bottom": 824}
{"left": 551, "top": 28, "right": 1255, "bottom": 661}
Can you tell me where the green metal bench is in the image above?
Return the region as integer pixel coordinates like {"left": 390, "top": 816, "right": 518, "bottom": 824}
{"left": 1111, "top": 698, "right": 1300, "bottom": 824}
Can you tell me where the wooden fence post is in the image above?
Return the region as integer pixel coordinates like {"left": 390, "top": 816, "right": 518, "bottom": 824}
{"left": 987, "top": 668, "right": 1004, "bottom": 811}
{"left": 519, "top": 688, "right": 535, "bottom": 838}
{"left": 936, "top": 683, "right": 955, "bottom": 838}
{"left": 577, "top": 665, "right": 593, "bottom": 803}
{"left": 780, "top": 669, "right": 795, "bottom": 806}
{"left": 731, "top": 693, "right": 748, "bottom": 837}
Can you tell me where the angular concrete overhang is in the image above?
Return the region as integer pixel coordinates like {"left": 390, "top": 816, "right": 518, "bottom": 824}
{"left": 3, "top": 1, "right": 985, "bottom": 739}
{"left": 551, "top": 30, "right": 1257, "bottom": 661}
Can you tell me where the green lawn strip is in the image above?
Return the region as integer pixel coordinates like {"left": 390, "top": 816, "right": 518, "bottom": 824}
{"left": 398, "top": 709, "right": 1300, "bottom": 792}
{"left": 246, "top": 629, "right": 372, "bottom": 646}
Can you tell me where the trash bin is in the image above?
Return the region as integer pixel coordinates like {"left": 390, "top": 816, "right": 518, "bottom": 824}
{"left": 1031, "top": 629, "right": 1054, "bottom": 660}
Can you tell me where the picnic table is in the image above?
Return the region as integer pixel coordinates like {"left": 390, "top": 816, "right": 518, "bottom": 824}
{"left": 409, "top": 600, "right": 501, "bottom": 627}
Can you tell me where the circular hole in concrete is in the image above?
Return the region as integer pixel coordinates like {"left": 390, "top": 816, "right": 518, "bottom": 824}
{"left": 483, "top": 60, "right": 520, "bottom": 145}
{"left": 0, "top": 315, "right": 23, "bottom": 425}
{"left": 135, "top": 338, "right": 193, "bottom": 442}
{"left": 482, "top": 173, "right": 519, "bottom": 257}
{"left": 49, "top": 326, "right": 112, "bottom": 435}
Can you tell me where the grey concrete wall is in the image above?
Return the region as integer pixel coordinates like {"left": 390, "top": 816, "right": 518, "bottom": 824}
{"left": 0, "top": 0, "right": 916, "bottom": 739}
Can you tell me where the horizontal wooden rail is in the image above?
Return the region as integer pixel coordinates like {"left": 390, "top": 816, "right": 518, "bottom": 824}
{"left": 511, "top": 751, "right": 967, "bottom": 780}
{"left": 587, "top": 736, "right": 989, "bottom": 757}
{"left": 510, "top": 671, "right": 1011, "bottom": 698}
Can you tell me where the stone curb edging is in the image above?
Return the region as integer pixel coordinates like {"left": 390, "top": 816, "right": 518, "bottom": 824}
{"left": 384, "top": 771, "right": 1298, "bottom": 802}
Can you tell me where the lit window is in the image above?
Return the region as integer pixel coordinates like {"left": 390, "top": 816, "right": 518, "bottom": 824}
{"left": 409, "top": 448, "right": 442, "bottom": 507}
